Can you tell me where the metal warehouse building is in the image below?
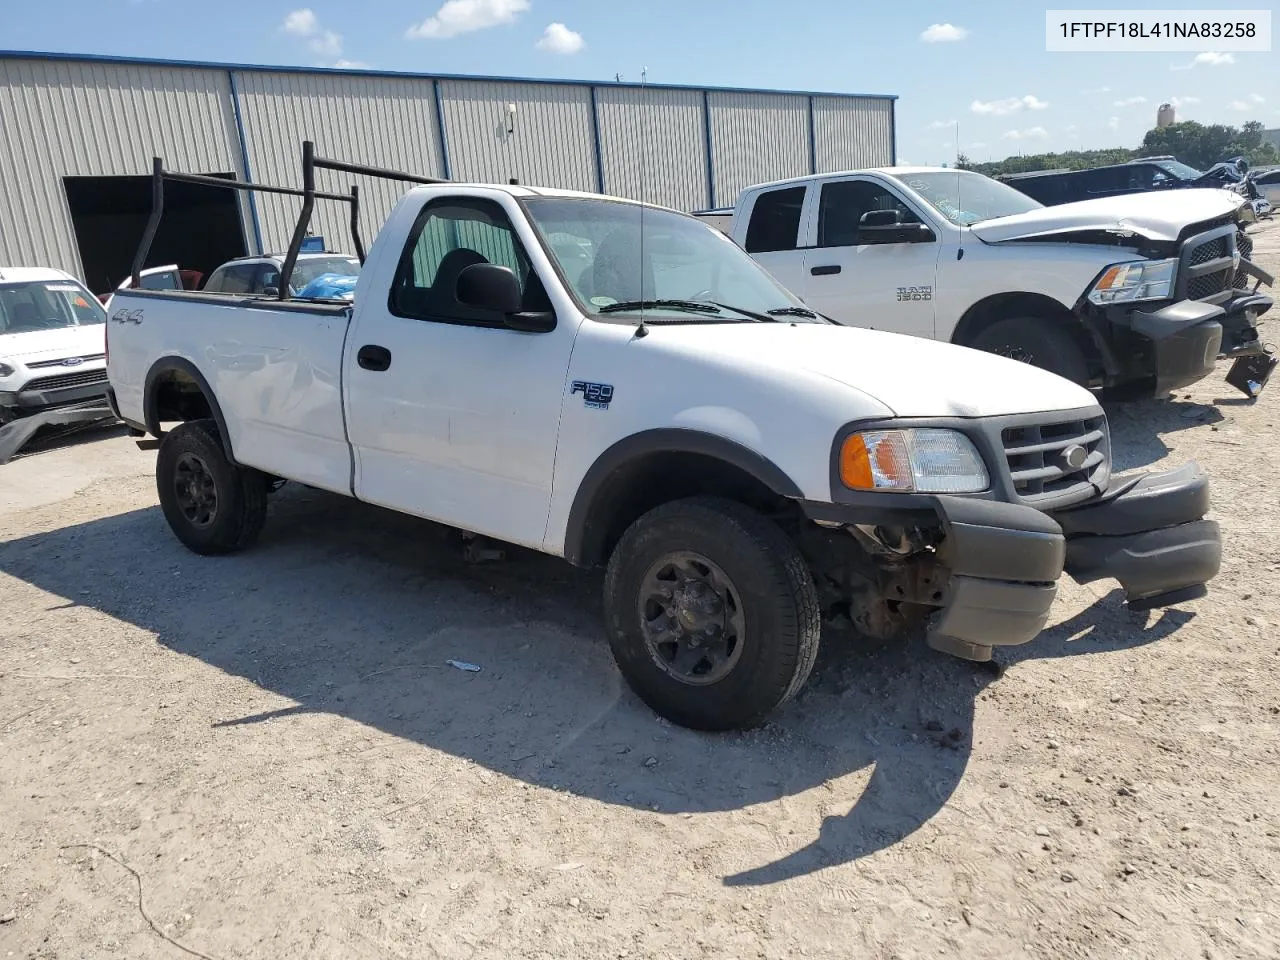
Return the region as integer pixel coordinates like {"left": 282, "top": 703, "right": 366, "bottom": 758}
{"left": 0, "top": 50, "right": 896, "bottom": 292}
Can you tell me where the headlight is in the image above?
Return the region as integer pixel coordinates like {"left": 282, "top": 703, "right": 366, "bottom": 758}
{"left": 1087, "top": 259, "right": 1176, "bottom": 305}
{"left": 839, "top": 428, "right": 989, "bottom": 494}
{"left": 0, "top": 361, "right": 15, "bottom": 378}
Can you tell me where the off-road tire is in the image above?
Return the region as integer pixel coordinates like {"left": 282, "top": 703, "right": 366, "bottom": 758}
{"left": 969, "top": 316, "right": 1090, "bottom": 386}
{"left": 156, "top": 419, "right": 268, "bottom": 555}
{"left": 603, "top": 497, "right": 821, "bottom": 731}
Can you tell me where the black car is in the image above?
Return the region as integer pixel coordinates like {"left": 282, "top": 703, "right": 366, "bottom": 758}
{"left": 999, "top": 157, "right": 1251, "bottom": 206}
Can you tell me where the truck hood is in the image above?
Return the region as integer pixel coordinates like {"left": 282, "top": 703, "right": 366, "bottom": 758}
{"left": 0, "top": 325, "right": 106, "bottom": 362}
{"left": 970, "top": 188, "right": 1244, "bottom": 244}
{"left": 650, "top": 322, "right": 1097, "bottom": 418}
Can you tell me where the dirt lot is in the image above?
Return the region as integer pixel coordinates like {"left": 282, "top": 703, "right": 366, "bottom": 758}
{"left": 3, "top": 220, "right": 1280, "bottom": 960}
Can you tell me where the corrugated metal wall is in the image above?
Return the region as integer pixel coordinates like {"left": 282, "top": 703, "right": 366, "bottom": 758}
{"left": 0, "top": 54, "right": 897, "bottom": 280}
{"left": 707, "top": 92, "right": 811, "bottom": 208}
{"left": 0, "top": 58, "right": 243, "bottom": 276}
{"left": 439, "top": 80, "right": 597, "bottom": 193}
{"left": 595, "top": 86, "right": 708, "bottom": 212}
{"left": 234, "top": 71, "right": 446, "bottom": 255}
{"left": 813, "top": 97, "right": 894, "bottom": 173}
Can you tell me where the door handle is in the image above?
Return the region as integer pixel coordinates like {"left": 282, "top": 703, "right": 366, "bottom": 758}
{"left": 357, "top": 344, "right": 392, "bottom": 371}
{"left": 810, "top": 264, "right": 841, "bottom": 276}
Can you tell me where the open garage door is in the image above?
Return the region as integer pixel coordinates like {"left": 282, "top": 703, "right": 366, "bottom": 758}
{"left": 64, "top": 173, "right": 249, "bottom": 294}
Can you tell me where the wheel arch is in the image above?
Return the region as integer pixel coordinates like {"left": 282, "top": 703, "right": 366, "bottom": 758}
{"left": 143, "top": 357, "right": 236, "bottom": 462}
{"left": 562, "top": 429, "right": 805, "bottom": 568}
{"left": 950, "top": 291, "right": 1079, "bottom": 347}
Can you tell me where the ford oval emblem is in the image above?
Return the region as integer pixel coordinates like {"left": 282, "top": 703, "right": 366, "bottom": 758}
{"left": 1061, "top": 444, "right": 1088, "bottom": 470}
{"left": 61, "top": 357, "right": 84, "bottom": 367}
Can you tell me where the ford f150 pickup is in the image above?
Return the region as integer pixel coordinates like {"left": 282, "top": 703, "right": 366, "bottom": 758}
{"left": 105, "top": 144, "right": 1223, "bottom": 731}
{"left": 694, "top": 168, "right": 1274, "bottom": 399}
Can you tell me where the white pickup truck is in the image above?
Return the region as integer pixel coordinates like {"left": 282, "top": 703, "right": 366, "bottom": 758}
{"left": 694, "top": 168, "right": 1274, "bottom": 399}
{"left": 105, "top": 146, "right": 1223, "bottom": 731}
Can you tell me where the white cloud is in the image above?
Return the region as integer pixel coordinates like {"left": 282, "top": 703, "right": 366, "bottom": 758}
{"left": 1001, "top": 126, "right": 1048, "bottom": 141}
{"left": 1174, "top": 50, "right": 1236, "bottom": 70}
{"left": 535, "top": 22, "right": 584, "bottom": 54}
{"left": 281, "top": 9, "right": 344, "bottom": 60}
{"left": 1107, "top": 116, "right": 1120, "bottom": 130}
{"left": 333, "top": 59, "right": 370, "bottom": 69}
{"left": 921, "top": 23, "right": 968, "bottom": 42}
{"left": 971, "top": 95, "right": 1048, "bottom": 116}
{"left": 1085, "top": 86, "right": 1111, "bottom": 94}
{"left": 1228, "top": 100, "right": 1253, "bottom": 112}
{"left": 407, "top": 0, "right": 529, "bottom": 39}
{"left": 1170, "top": 96, "right": 1200, "bottom": 107}
{"left": 283, "top": 9, "right": 318, "bottom": 35}
{"left": 928, "top": 119, "right": 956, "bottom": 129}
{"left": 1112, "top": 96, "right": 1147, "bottom": 107}
{"left": 1250, "top": 93, "right": 1265, "bottom": 104}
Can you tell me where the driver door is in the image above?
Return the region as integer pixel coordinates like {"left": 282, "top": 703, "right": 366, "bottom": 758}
{"left": 800, "top": 178, "right": 941, "bottom": 339}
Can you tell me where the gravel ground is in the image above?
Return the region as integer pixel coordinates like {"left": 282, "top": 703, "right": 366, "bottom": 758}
{"left": 2, "top": 219, "right": 1278, "bottom": 960}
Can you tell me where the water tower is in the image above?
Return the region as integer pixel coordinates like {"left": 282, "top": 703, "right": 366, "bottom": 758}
{"left": 1157, "top": 102, "right": 1175, "bottom": 128}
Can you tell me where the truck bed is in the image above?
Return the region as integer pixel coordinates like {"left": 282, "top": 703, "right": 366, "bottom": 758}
{"left": 106, "top": 288, "right": 357, "bottom": 495}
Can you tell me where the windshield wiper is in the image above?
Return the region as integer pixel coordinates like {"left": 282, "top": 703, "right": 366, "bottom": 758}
{"left": 598, "top": 299, "right": 723, "bottom": 315}
{"left": 766, "top": 306, "right": 818, "bottom": 319}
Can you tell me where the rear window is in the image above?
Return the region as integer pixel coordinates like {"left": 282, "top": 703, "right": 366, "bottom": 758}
{"left": 744, "top": 186, "right": 806, "bottom": 253}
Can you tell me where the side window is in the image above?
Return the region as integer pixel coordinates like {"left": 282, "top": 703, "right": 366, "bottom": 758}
{"left": 817, "top": 180, "right": 921, "bottom": 248}
{"left": 202, "top": 267, "right": 228, "bottom": 293}
{"left": 139, "top": 270, "right": 180, "bottom": 291}
{"left": 744, "top": 186, "right": 806, "bottom": 253}
{"left": 1084, "top": 167, "right": 1127, "bottom": 197}
{"left": 390, "top": 197, "right": 538, "bottom": 327}
{"left": 251, "top": 264, "right": 278, "bottom": 294}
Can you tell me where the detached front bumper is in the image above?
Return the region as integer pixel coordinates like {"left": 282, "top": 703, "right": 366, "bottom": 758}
{"left": 801, "top": 460, "right": 1220, "bottom": 662}
{"left": 1126, "top": 299, "right": 1224, "bottom": 396}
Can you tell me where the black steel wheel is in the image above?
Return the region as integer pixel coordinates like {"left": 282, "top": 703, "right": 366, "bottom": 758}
{"left": 638, "top": 551, "right": 746, "bottom": 685}
{"left": 173, "top": 452, "right": 219, "bottom": 528}
{"left": 155, "top": 419, "right": 269, "bottom": 555}
{"left": 604, "top": 497, "right": 820, "bottom": 731}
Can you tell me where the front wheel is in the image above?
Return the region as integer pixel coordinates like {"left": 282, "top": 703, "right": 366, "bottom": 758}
{"left": 603, "top": 497, "right": 821, "bottom": 731}
{"left": 968, "top": 317, "right": 1090, "bottom": 386}
{"left": 155, "top": 420, "right": 268, "bottom": 555}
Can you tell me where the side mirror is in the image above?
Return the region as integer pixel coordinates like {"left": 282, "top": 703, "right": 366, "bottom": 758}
{"left": 858, "top": 210, "right": 935, "bottom": 244}
{"left": 263, "top": 286, "right": 279, "bottom": 297}
{"left": 456, "top": 262, "right": 555, "bottom": 332}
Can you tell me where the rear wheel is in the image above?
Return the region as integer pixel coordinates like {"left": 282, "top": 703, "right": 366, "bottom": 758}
{"left": 156, "top": 420, "right": 268, "bottom": 555}
{"left": 968, "top": 317, "right": 1090, "bottom": 386}
{"left": 603, "top": 497, "right": 821, "bottom": 731}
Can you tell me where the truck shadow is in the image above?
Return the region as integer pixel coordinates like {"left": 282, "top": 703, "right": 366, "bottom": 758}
{"left": 1104, "top": 396, "right": 1227, "bottom": 471}
{"left": 0, "top": 485, "right": 1191, "bottom": 887}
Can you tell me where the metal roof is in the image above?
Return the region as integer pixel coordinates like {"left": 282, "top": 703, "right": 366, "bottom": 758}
{"left": 0, "top": 49, "right": 897, "bottom": 102}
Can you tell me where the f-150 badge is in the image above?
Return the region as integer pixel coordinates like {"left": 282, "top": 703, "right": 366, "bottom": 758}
{"left": 571, "top": 380, "right": 614, "bottom": 409}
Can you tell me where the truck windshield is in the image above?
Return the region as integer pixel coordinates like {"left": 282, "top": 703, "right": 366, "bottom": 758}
{"left": 890, "top": 170, "right": 1043, "bottom": 226}
{"left": 521, "top": 197, "right": 817, "bottom": 322}
{"left": 0, "top": 280, "right": 106, "bottom": 335}
{"left": 1155, "top": 160, "right": 1204, "bottom": 180}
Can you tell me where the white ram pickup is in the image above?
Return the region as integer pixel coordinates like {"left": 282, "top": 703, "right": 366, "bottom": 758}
{"left": 694, "top": 168, "right": 1274, "bottom": 398}
{"left": 105, "top": 148, "right": 1223, "bottom": 731}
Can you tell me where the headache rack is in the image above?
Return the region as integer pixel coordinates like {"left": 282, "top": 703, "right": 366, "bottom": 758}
{"left": 131, "top": 140, "right": 448, "bottom": 300}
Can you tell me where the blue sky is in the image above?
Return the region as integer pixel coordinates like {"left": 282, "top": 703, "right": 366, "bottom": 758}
{"left": 3, "top": 0, "right": 1277, "bottom": 164}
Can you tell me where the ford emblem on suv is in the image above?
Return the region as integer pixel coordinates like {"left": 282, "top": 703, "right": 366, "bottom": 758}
{"left": 61, "top": 357, "right": 84, "bottom": 367}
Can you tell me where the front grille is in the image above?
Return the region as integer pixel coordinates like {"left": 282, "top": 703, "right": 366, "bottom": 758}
{"left": 26, "top": 353, "right": 105, "bottom": 370}
{"left": 1002, "top": 414, "right": 1108, "bottom": 503}
{"left": 20, "top": 369, "right": 109, "bottom": 392}
{"left": 1180, "top": 228, "right": 1236, "bottom": 301}
{"left": 1188, "top": 274, "right": 1228, "bottom": 299}
{"left": 1188, "top": 237, "right": 1227, "bottom": 266}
